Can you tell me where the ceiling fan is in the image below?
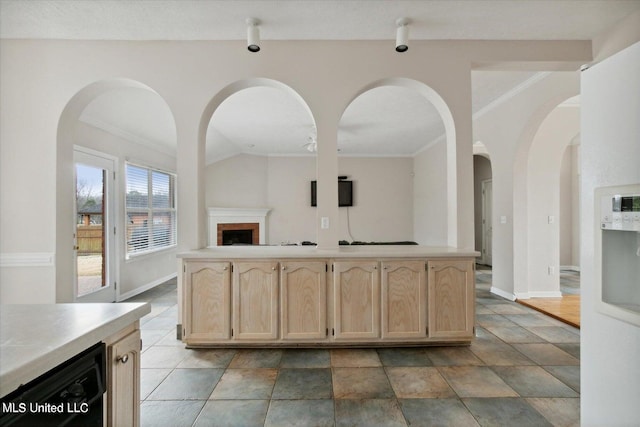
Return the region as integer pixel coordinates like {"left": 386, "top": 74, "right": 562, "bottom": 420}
{"left": 302, "top": 136, "right": 317, "bottom": 152}
{"left": 302, "top": 126, "right": 318, "bottom": 152}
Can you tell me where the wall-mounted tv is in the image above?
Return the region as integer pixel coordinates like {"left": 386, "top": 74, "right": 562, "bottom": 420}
{"left": 311, "top": 180, "right": 353, "bottom": 207}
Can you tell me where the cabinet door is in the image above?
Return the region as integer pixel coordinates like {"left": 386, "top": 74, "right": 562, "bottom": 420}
{"left": 281, "top": 261, "right": 327, "bottom": 340}
{"left": 233, "top": 261, "right": 279, "bottom": 340}
{"left": 427, "top": 259, "right": 475, "bottom": 339}
{"left": 333, "top": 261, "right": 380, "bottom": 340}
{"left": 381, "top": 260, "right": 427, "bottom": 339}
{"left": 107, "top": 330, "right": 141, "bottom": 427}
{"left": 184, "top": 261, "right": 231, "bottom": 342}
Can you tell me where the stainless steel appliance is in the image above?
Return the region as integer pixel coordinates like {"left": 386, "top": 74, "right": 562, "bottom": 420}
{"left": 595, "top": 185, "right": 640, "bottom": 327}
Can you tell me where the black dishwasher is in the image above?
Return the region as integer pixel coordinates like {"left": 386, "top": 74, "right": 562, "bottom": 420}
{"left": 0, "top": 342, "right": 106, "bottom": 427}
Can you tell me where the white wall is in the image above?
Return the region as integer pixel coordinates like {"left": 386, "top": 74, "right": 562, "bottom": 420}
{"left": 413, "top": 141, "right": 448, "bottom": 246}
{"left": 581, "top": 41, "right": 640, "bottom": 425}
{"left": 205, "top": 154, "right": 415, "bottom": 244}
{"left": 525, "top": 104, "right": 580, "bottom": 297}
{"left": 338, "top": 157, "right": 414, "bottom": 243}
{"left": 559, "top": 143, "right": 580, "bottom": 269}
{"left": 205, "top": 154, "right": 269, "bottom": 209}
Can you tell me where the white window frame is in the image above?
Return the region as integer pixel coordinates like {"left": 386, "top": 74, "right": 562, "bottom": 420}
{"left": 125, "top": 162, "right": 177, "bottom": 258}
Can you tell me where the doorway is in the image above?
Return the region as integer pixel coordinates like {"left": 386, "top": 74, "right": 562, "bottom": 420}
{"left": 473, "top": 154, "right": 493, "bottom": 267}
{"left": 74, "top": 148, "right": 116, "bottom": 302}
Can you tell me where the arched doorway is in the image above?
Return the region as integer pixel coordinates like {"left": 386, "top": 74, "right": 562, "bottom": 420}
{"left": 338, "top": 78, "right": 457, "bottom": 246}
{"left": 57, "top": 79, "right": 177, "bottom": 302}
{"left": 200, "top": 79, "right": 316, "bottom": 246}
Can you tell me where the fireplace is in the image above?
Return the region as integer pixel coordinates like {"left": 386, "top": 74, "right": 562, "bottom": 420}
{"left": 217, "top": 222, "right": 260, "bottom": 246}
{"left": 207, "top": 208, "right": 271, "bottom": 247}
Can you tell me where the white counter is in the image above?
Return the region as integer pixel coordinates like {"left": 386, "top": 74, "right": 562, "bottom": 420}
{"left": 0, "top": 303, "right": 150, "bottom": 398}
{"left": 178, "top": 245, "right": 480, "bottom": 259}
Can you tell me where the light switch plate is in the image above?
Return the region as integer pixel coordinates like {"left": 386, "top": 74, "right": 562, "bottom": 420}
{"left": 321, "top": 217, "right": 329, "bottom": 229}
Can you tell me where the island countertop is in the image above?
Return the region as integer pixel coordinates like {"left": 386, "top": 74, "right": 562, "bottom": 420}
{"left": 0, "top": 302, "right": 150, "bottom": 398}
{"left": 178, "top": 244, "right": 480, "bottom": 259}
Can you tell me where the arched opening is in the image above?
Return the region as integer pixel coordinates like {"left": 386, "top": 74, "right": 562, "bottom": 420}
{"left": 513, "top": 93, "right": 580, "bottom": 300}
{"left": 337, "top": 78, "right": 457, "bottom": 245}
{"left": 57, "top": 79, "right": 177, "bottom": 302}
{"left": 201, "top": 79, "right": 316, "bottom": 246}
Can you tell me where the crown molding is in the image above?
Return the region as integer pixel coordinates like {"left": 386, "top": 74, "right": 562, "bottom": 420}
{"left": 80, "top": 115, "right": 176, "bottom": 157}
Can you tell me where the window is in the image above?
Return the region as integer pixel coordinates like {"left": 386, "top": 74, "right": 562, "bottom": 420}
{"left": 125, "top": 163, "right": 176, "bottom": 257}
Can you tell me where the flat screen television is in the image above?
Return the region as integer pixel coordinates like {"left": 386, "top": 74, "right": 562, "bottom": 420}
{"left": 311, "top": 180, "right": 353, "bottom": 207}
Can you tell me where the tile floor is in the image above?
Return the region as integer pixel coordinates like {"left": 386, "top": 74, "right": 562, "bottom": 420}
{"left": 125, "top": 268, "right": 580, "bottom": 426}
{"left": 559, "top": 270, "right": 580, "bottom": 296}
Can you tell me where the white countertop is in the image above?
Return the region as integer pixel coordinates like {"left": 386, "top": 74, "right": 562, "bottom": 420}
{"left": 0, "top": 302, "right": 150, "bottom": 398}
{"left": 178, "top": 244, "right": 480, "bottom": 259}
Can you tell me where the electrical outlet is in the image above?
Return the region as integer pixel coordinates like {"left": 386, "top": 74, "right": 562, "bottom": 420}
{"left": 321, "top": 217, "right": 329, "bottom": 229}
{"left": 548, "top": 215, "right": 555, "bottom": 224}
{"left": 548, "top": 266, "right": 555, "bottom": 275}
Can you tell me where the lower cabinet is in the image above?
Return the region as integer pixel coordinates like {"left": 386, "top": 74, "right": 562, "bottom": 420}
{"left": 181, "top": 256, "right": 475, "bottom": 346}
{"left": 333, "top": 261, "right": 380, "bottom": 340}
{"left": 381, "top": 260, "right": 427, "bottom": 339}
{"left": 281, "top": 261, "right": 328, "bottom": 340}
{"left": 427, "top": 259, "right": 475, "bottom": 339}
{"left": 183, "top": 261, "right": 231, "bottom": 342}
{"left": 233, "top": 261, "right": 279, "bottom": 340}
{"left": 105, "top": 325, "right": 141, "bottom": 427}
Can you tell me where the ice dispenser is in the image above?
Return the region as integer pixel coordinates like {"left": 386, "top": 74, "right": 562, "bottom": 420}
{"left": 595, "top": 184, "right": 640, "bottom": 326}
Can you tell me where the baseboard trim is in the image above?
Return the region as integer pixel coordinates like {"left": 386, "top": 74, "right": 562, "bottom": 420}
{"left": 516, "top": 291, "right": 564, "bottom": 300}
{"left": 0, "top": 252, "right": 55, "bottom": 267}
{"left": 117, "top": 272, "right": 177, "bottom": 302}
{"left": 490, "top": 286, "right": 516, "bottom": 301}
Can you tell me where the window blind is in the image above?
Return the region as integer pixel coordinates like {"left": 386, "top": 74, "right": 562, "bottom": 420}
{"left": 125, "top": 163, "right": 176, "bottom": 256}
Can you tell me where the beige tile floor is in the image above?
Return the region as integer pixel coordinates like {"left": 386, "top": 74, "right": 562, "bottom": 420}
{"left": 126, "top": 268, "right": 580, "bottom": 426}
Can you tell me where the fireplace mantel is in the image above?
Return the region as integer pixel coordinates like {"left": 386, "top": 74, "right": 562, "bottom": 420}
{"left": 207, "top": 208, "right": 271, "bottom": 247}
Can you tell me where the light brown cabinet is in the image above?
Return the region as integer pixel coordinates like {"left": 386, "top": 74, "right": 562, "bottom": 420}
{"left": 333, "top": 261, "right": 380, "bottom": 340}
{"left": 233, "top": 261, "right": 279, "bottom": 340}
{"left": 183, "top": 261, "right": 231, "bottom": 343}
{"left": 427, "top": 259, "right": 475, "bottom": 339}
{"left": 105, "top": 325, "right": 141, "bottom": 427}
{"left": 181, "top": 256, "right": 475, "bottom": 346}
{"left": 381, "top": 260, "right": 427, "bottom": 339}
{"left": 280, "top": 261, "right": 328, "bottom": 340}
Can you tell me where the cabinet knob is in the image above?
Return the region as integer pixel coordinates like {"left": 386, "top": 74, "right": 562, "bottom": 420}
{"left": 117, "top": 354, "right": 129, "bottom": 364}
{"left": 223, "top": 266, "right": 228, "bottom": 271}
{"left": 282, "top": 266, "right": 287, "bottom": 271}
{"left": 272, "top": 266, "right": 277, "bottom": 270}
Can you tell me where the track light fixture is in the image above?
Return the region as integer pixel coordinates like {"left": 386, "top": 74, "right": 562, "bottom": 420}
{"left": 395, "top": 18, "right": 410, "bottom": 52}
{"left": 246, "top": 18, "right": 261, "bottom": 52}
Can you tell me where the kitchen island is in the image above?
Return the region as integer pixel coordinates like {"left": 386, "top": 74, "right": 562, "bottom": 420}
{"left": 178, "top": 245, "right": 478, "bottom": 347}
{"left": 0, "top": 303, "right": 150, "bottom": 426}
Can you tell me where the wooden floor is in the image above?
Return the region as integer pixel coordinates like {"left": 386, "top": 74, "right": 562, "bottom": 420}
{"left": 517, "top": 295, "right": 580, "bottom": 328}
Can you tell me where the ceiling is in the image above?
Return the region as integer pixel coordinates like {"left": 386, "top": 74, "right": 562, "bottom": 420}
{"left": 3, "top": 1, "right": 638, "bottom": 162}
{"left": 2, "top": 1, "right": 639, "bottom": 41}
